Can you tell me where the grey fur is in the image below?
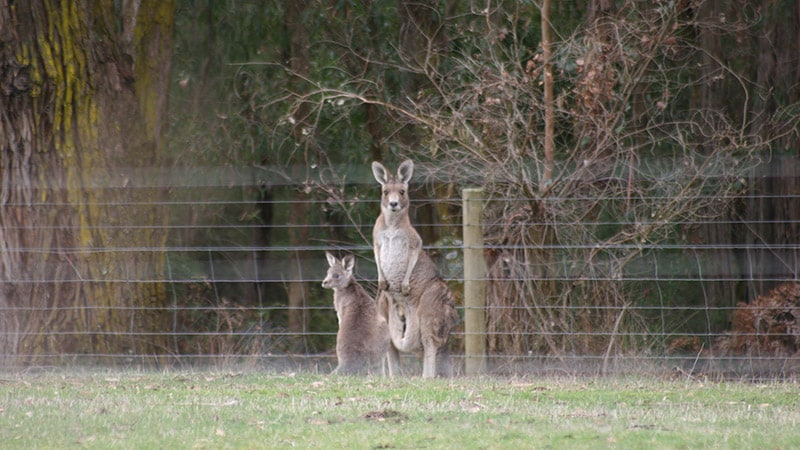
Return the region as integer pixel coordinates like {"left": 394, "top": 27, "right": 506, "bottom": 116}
{"left": 372, "top": 160, "right": 459, "bottom": 378}
{"left": 322, "top": 252, "right": 390, "bottom": 376}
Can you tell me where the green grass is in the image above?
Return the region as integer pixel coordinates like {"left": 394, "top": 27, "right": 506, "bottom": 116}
{"left": 1, "top": 370, "right": 799, "bottom": 449}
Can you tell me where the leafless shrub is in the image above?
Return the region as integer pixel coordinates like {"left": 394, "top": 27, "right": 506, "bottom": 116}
{"left": 410, "top": 6, "right": 766, "bottom": 357}
{"left": 174, "top": 283, "right": 291, "bottom": 367}
{"left": 716, "top": 283, "right": 800, "bottom": 357}
{"left": 283, "top": 3, "right": 797, "bottom": 359}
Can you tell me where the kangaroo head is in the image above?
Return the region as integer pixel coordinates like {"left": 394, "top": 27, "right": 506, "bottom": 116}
{"left": 322, "top": 252, "right": 355, "bottom": 290}
{"left": 372, "top": 159, "right": 414, "bottom": 215}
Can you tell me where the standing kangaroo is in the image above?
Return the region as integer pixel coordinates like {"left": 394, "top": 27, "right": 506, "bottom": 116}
{"left": 372, "top": 160, "right": 459, "bottom": 378}
{"left": 322, "top": 252, "right": 390, "bottom": 376}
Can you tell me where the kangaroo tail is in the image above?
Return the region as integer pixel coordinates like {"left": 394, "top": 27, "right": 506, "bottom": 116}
{"left": 387, "top": 293, "right": 420, "bottom": 353}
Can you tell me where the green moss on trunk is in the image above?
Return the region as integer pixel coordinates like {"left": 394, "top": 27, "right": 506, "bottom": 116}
{"left": 0, "top": 0, "right": 174, "bottom": 364}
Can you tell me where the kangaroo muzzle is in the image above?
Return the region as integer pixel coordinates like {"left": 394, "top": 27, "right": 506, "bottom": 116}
{"left": 386, "top": 193, "right": 403, "bottom": 211}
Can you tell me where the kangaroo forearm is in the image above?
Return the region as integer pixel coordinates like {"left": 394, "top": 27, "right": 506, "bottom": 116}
{"left": 403, "top": 248, "right": 419, "bottom": 286}
{"left": 374, "top": 244, "right": 384, "bottom": 282}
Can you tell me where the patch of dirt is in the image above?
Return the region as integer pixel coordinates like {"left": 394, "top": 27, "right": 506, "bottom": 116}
{"left": 363, "top": 409, "right": 407, "bottom": 422}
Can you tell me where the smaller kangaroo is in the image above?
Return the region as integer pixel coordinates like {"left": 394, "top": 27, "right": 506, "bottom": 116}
{"left": 372, "top": 159, "right": 459, "bottom": 378}
{"left": 322, "top": 252, "right": 390, "bottom": 376}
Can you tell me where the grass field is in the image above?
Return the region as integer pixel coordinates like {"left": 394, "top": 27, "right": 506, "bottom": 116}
{"left": 1, "top": 369, "right": 799, "bottom": 449}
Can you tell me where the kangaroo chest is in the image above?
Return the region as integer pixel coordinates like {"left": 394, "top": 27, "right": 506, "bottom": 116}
{"left": 376, "top": 227, "right": 412, "bottom": 283}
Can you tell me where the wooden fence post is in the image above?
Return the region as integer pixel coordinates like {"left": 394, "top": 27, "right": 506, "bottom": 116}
{"left": 462, "top": 187, "right": 486, "bottom": 375}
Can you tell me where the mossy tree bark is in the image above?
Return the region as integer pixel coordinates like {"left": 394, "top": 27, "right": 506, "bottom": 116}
{"left": 0, "top": 1, "right": 174, "bottom": 364}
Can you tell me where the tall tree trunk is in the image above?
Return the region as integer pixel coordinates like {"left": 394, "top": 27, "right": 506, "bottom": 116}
{"left": 692, "top": 0, "right": 740, "bottom": 310}
{"left": 0, "top": 1, "right": 174, "bottom": 365}
{"left": 540, "top": 0, "right": 554, "bottom": 193}
{"left": 743, "top": 0, "right": 800, "bottom": 299}
{"left": 285, "top": 0, "right": 312, "bottom": 349}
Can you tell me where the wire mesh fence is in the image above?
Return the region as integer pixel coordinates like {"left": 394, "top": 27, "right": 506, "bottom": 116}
{"left": 2, "top": 165, "right": 799, "bottom": 379}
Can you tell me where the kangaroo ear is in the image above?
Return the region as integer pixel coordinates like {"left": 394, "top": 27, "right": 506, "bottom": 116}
{"left": 372, "top": 161, "right": 388, "bottom": 185}
{"left": 342, "top": 254, "right": 355, "bottom": 272}
{"left": 325, "top": 252, "right": 337, "bottom": 267}
{"left": 397, "top": 159, "right": 414, "bottom": 184}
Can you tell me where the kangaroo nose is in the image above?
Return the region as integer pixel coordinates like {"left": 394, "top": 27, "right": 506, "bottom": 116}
{"left": 389, "top": 201, "right": 398, "bottom": 208}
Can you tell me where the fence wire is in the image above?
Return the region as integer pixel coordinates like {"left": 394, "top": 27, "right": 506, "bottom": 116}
{"left": 1, "top": 176, "right": 799, "bottom": 379}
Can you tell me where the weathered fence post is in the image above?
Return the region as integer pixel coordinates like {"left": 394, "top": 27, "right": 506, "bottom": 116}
{"left": 462, "top": 187, "right": 487, "bottom": 375}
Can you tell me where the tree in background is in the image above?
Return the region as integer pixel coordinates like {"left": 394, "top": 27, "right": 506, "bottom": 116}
{"left": 0, "top": 1, "right": 174, "bottom": 364}
{"left": 168, "top": 1, "right": 800, "bottom": 362}
{"left": 167, "top": 1, "right": 354, "bottom": 354}
{"left": 270, "top": 1, "right": 800, "bottom": 359}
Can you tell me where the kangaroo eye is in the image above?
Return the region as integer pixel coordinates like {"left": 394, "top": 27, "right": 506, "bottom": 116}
{"left": 400, "top": 190, "right": 405, "bottom": 195}
{"left": 383, "top": 190, "right": 389, "bottom": 195}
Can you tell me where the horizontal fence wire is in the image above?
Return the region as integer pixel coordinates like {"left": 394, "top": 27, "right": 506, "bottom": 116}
{"left": 1, "top": 172, "right": 799, "bottom": 379}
